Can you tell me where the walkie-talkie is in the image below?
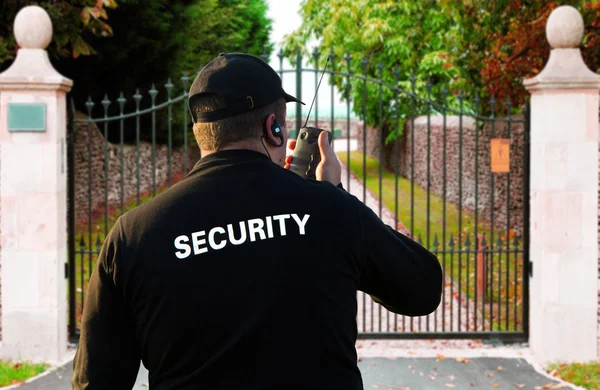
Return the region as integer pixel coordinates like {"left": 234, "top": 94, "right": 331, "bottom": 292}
{"left": 289, "top": 57, "right": 333, "bottom": 180}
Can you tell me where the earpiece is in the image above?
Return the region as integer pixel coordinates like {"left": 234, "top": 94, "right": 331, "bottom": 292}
{"left": 264, "top": 116, "right": 284, "bottom": 147}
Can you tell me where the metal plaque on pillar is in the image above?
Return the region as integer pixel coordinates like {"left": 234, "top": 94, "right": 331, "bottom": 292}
{"left": 7, "top": 103, "right": 46, "bottom": 132}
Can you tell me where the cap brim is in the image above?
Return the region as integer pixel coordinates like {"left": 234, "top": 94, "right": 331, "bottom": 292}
{"left": 284, "top": 92, "right": 305, "bottom": 105}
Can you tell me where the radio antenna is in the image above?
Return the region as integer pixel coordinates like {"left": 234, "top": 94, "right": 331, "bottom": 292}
{"left": 303, "top": 56, "right": 330, "bottom": 128}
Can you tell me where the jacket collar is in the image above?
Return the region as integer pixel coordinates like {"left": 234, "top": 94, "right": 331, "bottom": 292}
{"left": 188, "top": 149, "right": 271, "bottom": 175}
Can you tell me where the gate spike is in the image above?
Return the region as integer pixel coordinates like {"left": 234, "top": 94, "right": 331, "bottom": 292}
{"left": 79, "top": 235, "right": 86, "bottom": 249}
{"left": 85, "top": 96, "right": 94, "bottom": 116}
{"left": 261, "top": 45, "right": 268, "bottom": 62}
{"left": 101, "top": 94, "right": 111, "bottom": 114}
{"left": 149, "top": 84, "right": 158, "bottom": 100}
{"left": 312, "top": 46, "right": 321, "bottom": 63}
{"left": 432, "top": 234, "right": 439, "bottom": 250}
{"left": 277, "top": 48, "right": 284, "bottom": 61}
{"left": 496, "top": 237, "right": 503, "bottom": 249}
{"left": 117, "top": 92, "right": 126, "bottom": 110}
{"left": 361, "top": 56, "right": 368, "bottom": 74}
{"left": 165, "top": 78, "right": 174, "bottom": 98}
{"left": 513, "top": 234, "right": 520, "bottom": 249}
{"left": 329, "top": 47, "right": 336, "bottom": 60}
{"left": 448, "top": 234, "right": 455, "bottom": 247}
{"left": 490, "top": 95, "right": 497, "bottom": 115}
{"left": 481, "top": 234, "right": 487, "bottom": 248}
{"left": 464, "top": 235, "right": 471, "bottom": 249}
{"left": 181, "top": 72, "right": 190, "bottom": 87}
{"left": 473, "top": 92, "right": 481, "bottom": 112}
{"left": 343, "top": 52, "right": 352, "bottom": 66}
{"left": 133, "top": 89, "right": 142, "bottom": 102}
{"left": 95, "top": 235, "right": 103, "bottom": 251}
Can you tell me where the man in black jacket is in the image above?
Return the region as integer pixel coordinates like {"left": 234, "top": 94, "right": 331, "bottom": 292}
{"left": 72, "top": 52, "right": 443, "bottom": 390}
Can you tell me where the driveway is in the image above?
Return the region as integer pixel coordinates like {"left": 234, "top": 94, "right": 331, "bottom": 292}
{"left": 10, "top": 355, "right": 574, "bottom": 390}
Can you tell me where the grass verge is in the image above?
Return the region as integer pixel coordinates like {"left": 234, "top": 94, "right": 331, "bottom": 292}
{"left": 337, "top": 150, "right": 525, "bottom": 332}
{"left": 546, "top": 362, "right": 600, "bottom": 390}
{"left": 0, "top": 361, "right": 48, "bottom": 387}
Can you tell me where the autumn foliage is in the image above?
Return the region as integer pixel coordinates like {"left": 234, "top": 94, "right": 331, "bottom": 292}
{"left": 481, "top": 1, "right": 600, "bottom": 110}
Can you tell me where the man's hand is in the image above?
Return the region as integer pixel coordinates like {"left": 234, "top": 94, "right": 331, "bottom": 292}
{"left": 285, "top": 131, "right": 342, "bottom": 186}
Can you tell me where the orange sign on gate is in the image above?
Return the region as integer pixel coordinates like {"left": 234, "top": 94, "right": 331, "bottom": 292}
{"left": 491, "top": 138, "right": 510, "bottom": 173}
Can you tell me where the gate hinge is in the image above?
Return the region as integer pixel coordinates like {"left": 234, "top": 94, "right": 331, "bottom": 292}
{"left": 65, "top": 262, "right": 69, "bottom": 279}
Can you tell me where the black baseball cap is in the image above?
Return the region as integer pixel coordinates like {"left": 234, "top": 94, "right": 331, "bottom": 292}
{"left": 188, "top": 52, "right": 304, "bottom": 123}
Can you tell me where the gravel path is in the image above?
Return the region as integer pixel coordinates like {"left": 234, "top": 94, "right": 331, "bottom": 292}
{"left": 339, "top": 162, "right": 488, "bottom": 334}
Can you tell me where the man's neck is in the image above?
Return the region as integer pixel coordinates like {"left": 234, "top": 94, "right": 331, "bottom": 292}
{"left": 201, "top": 141, "right": 268, "bottom": 160}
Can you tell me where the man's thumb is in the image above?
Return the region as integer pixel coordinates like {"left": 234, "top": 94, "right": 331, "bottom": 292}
{"left": 318, "top": 130, "right": 333, "bottom": 160}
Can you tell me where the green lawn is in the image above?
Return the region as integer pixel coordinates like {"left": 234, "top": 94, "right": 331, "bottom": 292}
{"left": 0, "top": 361, "right": 47, "bottom": 387}
{"left": 337, "top": 150, "right": 525, "bottom": 332}
{"left": 547, "top": 362, "right": 600, "bottom": 390}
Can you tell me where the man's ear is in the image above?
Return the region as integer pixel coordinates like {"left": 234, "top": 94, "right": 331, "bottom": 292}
{"left": 264, "top": 113, "right": 280, "bottom": 145}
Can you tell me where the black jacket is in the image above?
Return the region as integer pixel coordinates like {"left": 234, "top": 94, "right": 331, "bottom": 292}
{"left": 72, "top": 149, "right": 443, "bottom": 390}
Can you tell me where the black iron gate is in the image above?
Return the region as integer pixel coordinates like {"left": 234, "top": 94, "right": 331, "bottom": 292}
{"left": 67, "top": 50, "right": 530, "bottom": 342}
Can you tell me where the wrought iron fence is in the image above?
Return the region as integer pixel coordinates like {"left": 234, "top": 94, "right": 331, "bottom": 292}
{"left": 67, "top": 50, "right": 530, "bottom": 342}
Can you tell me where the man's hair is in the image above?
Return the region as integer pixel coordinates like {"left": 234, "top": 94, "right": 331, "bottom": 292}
{"left": 192, "top": 95, "right": 286, "bottom": 150}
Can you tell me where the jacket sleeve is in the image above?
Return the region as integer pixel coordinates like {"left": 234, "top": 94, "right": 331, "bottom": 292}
{"left": 72, "top": 218, "right": 141, "bottom": 389}
{"left": 353, "top": 197, "right": 443, "bottom": 317}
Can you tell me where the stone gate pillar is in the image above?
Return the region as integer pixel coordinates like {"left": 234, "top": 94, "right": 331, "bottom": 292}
{"left": 0, "top": 6, "right": 72, "bottom": 363}
{"left": 524, "top": 5, "right": 600, "bottom": 363}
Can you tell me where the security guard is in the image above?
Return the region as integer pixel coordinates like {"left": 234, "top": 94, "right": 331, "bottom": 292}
{"left": 72, "top": 53, "right": 443, "bottom": 390}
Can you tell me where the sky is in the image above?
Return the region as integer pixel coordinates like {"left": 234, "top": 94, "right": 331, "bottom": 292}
{"left": 265, "top": 0, "right": 350, "bottom": 121}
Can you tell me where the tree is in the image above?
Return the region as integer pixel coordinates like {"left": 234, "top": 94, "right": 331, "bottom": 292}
{"left": 0, "top": 0, "right": 117, "bottom": 69}
{"left": 283, "top": 0, "right": 467, "bottom": 147}
{"left": 441, "top": 0, "right": 600, "bottom": 111}
{"left": 284, "top": 0, "right": 600, "bottom": 169}
{"left": 53, "top": 0, "right": 273, "bottom": 145}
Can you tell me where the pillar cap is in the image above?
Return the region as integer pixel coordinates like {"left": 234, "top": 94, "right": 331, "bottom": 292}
{"left": 14, "top": 5, "right": 53, "bottom": 50}
{"left": 0, "top": 5, "right": 71, "bottom": 91}
{"left": 546, "top": 5, "right": 584, "bottom": 49}
{"left": 524, "top": 6, "right": 600, "bottom": 92}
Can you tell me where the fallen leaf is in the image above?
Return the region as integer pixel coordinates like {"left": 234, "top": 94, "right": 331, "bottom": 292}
{"left": 548, "top": 369, "right": 557, "bottom": 377}
{"left": 456, "top": 357, "right": 469, "bottom": 363}
{"left": 437, "top": 354, "right": 445, "bottom": 360}
{"left": 372, "top": 385, "right": 379, "bottom": 389}
{"left": 445, "top": 384, "right": 455, "bottom": 388}
{"left": 543, "top": 384, "right": 567, "bottom": 389}
{"left": 491, "top": 384, "right": 499, "bottom": 388}
{"left": 497, "top": 366, "right": 503, "bottom": 371}
{"left": 429, "top": 374, "right": 437, "bottom": 381}
{"left": 487, "top": 372, "right": 494, "bottom": 377}
{"left": 514, "top": 384, "right": 525, "bottom": 388}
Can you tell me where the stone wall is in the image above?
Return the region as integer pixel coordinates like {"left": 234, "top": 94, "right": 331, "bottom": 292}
{"left": 72, "top": 114, "right": 200, "bottom": 225}
{"left": 357, "top": 115, "right": 527, "bottom": 237}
